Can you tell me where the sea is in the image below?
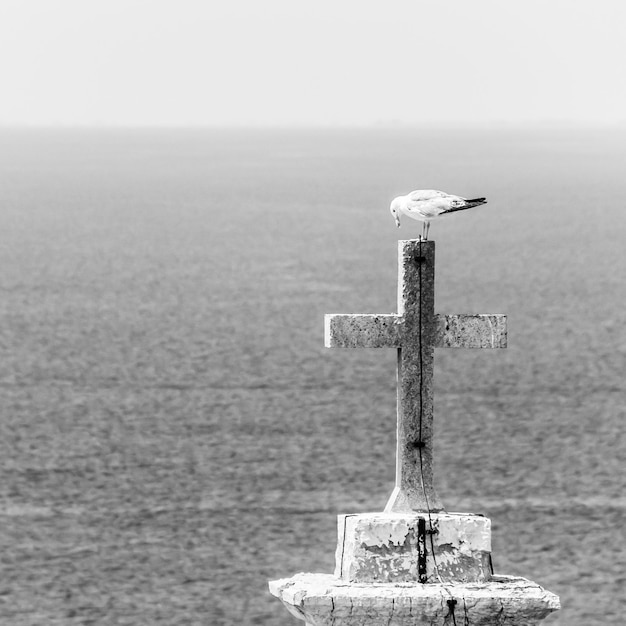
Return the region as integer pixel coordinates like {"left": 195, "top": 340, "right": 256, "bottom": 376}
{"left": 0, "top": 127, "right": 624, "bottom": 625}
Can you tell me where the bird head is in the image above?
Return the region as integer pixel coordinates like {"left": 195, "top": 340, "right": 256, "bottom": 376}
{"left": 389, "top": 198, "right": 401, "bottom": 228}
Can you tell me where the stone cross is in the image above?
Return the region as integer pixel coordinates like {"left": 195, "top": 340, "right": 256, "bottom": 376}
{"left": 324, "top": 240, "right": 507, "bottom": 513}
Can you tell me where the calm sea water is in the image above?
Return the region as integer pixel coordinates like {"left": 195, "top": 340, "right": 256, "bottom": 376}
{"left": 0, "top": 128, "right": 624, "bottom": 625}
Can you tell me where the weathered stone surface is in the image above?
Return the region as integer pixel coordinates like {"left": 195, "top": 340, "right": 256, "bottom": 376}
{"left": 335, "top": 512, "right": 492, "bottom": 584}
{"left": 435, "top": 314, "right": 507, "bottom": 348}
{"left": 324, "top": 314, "right": 401, "bottom": 348}
{"left": 324, "top": 240, "right": 508, "bottom": 513}
{"left": 269, "top": 573, "right": 560, "bottom": 626}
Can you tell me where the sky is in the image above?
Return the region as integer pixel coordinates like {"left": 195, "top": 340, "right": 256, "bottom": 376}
{"left": 1, "top": 0, "right": 625, "bottom": 127}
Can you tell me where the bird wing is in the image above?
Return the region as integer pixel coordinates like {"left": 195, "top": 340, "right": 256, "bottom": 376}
{"left": 404, "top": 190, "right": 451, "bottom": 218}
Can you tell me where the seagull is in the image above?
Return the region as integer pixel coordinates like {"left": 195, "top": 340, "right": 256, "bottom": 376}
{"left": 390, "top": 189, "right": 487, "bottom": 240}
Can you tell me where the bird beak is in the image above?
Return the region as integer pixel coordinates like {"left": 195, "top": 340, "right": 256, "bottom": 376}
{"left": 394, "top": 217, "right": 401, "bottom": 228}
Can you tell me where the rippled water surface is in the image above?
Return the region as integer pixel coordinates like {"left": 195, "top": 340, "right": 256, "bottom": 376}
{"left": 0, "top": 128, "right": 624, "bottom": 625}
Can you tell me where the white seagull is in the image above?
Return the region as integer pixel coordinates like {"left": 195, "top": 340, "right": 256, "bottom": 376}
{"left": 390, "top": 189, "right": 487, "bottom": 240}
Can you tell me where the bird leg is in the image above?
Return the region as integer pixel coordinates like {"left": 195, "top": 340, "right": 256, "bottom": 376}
{"left": 420, "top": 221, "right": 430, "bottom": 240}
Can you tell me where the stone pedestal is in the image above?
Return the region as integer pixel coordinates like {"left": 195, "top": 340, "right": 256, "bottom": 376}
{"left": 269, "top": 572, "right": 560, "bottom": 626}
{"left": 269, "top": 511, "right": 560, "bottom": 625}
{"left": 336, "top": 512, "right": 492, "bottom": 584}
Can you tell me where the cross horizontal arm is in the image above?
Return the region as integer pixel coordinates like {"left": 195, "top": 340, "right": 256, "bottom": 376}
{"left": 326, "top": 313, "right": 507, "bottom": 349}
{"left": 434, "top": 314, "right": 507, "bottom": 348}
{"left": 324, "top": 314, "right": 401, "bottom": 348}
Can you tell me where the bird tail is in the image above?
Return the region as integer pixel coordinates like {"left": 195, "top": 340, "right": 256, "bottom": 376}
{"left": 443, "top": 198, "right": 487, "bottom": 214}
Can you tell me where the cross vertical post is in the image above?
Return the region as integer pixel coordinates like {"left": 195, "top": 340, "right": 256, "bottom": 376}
{"left": 389, "top": 240, "right": 440, "bottom": 512}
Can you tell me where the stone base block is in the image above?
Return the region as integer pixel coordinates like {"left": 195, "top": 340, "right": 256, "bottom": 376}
{"left": 336, "top": 512, "right": 492, "bottom": 583}
{"left": 269, "top": 573, "right": 560, "bottom": 626}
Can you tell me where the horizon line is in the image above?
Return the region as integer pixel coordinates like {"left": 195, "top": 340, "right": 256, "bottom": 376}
{"left": 1, "top": 119, "right": 626, "bottom": 131}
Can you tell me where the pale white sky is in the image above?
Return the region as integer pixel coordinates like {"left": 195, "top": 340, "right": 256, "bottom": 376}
{"left": 1, "top": 0, "right": 625, "bottom": 126}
